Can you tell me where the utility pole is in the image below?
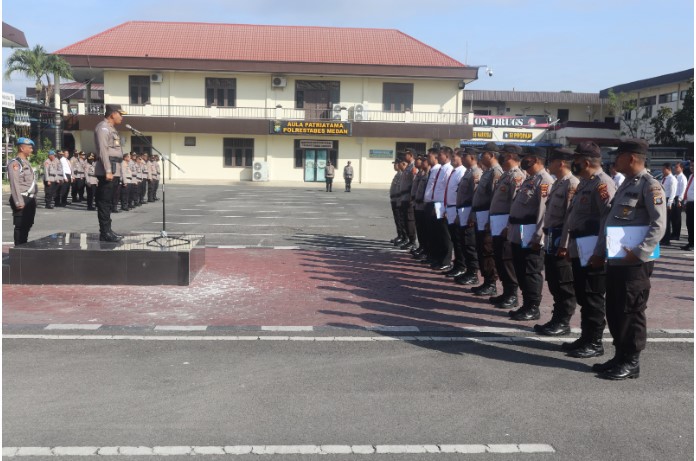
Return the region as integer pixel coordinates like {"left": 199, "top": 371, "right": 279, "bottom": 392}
{"left": 54, "top": 72, "right": 62, "bottom": 150}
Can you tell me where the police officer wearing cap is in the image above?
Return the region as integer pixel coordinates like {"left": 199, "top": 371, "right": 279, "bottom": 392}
{"left": 488, "top": 144, "right": 526, "bottom": 309}
{"left": 8, "top": 137, "right": 38, "bottom": 245}
{"left": 507, "top": 148, "right": 555, "bottom": 321}
{"left": 94, "top": 104, "right": 126, "bottom": 242}
{"left": 421, "top": 148, "right": 442, "bottom": 264}
{"left": 453, "top": 147, "right": 482, "bottom": 285}
{"left": 43, "top": 150, "right": 59, "bottom": 209}
{"left": 593, "top": 139, "right": 666, "bottom": 380}
{"left": 412, "top": 154, "right": 431, "bottom": 258}
{"left": 534, "top": 148, "right": 580, "bottom": 336}
{"left": 85, "top": 153, "right": 98, "bottom": 210}
{"left": 470, "top": 142, "right": 503, "bottom": 296}
{"left": 558, "top": 141, "right": 616, "bottom": 358}
{"left": 429, "top": 146, "right": 455, "bottom": 271}
{"left": 389, "top": 158, "right": 405, "bottom": 245}
{"left": 397, "top": 150, "right": 418, "bottom": 250}
{"left": 443, "top": 148, "right": 467, "bottom": 277}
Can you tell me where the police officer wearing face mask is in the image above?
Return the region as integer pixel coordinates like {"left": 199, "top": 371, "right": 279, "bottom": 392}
{"left": 558, "top": 141, "right": 616, "bottom": 359}
{"left": 507, "top": 148, "right": 555, "bottom": 321}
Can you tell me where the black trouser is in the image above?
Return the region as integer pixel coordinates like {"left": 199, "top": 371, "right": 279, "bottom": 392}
{"left": 54, "top": 182, "right": 63, "bottom": 206}
{"left": 96, "top": 176, "right": 119, "bottom": 234}
{"left": 459, "top": 224, "right": 479, "bottom": 271}
{"left": 139, "top": 180, "right": 147, "bottom": 203}
{"left": 671, "top": 201, "right": 683, "bottom": 239}
{"left": 544, "top": 253, "right": 576, "bottom": 323}
{"left": 492, "top": 235, "right": 518, "bottom": 296}
{"left": 606, "top": 262, "right": 654, "bottom": 354}
{"left": 431, "top": 215, "right": 453, "bottom": 266}
{"left": 326, "top": 177, "right": 334, "bottom": 191}
{"left": 128, "top": 183, "right": 138, "bottom": 208}
{"left": 111, "top": 181, "right": 121, "bottom": 210}
{"left": 390, "top": 200, "right": 404, "bottom": 239}
{"left": 414, "top": 208, "right": 427, "bottom": 252}
{"left": 511, "top": 243, "right": 544, "bottom": 307}
{"left": 152, "top": 179, "right": 159, "bottom": 199}
{"left": 120, "top": 182, "right": 130, "bottom": 209}
{"left": 86, "top": 184, "right": 96, "bottom": 209}
{"left": 686, "top": 201, "right": 694, "bottom": 246}
{"left": 71, "top": 177, "right": 84, "bottom": 201}
{"left": 44, "top": 181, "right": 57, "bottom": 208}
{"left": 148, "top": 179, "right": 156, "bottom": 201}
{"left": 345, "top": 177, "right": 352, "bottom": 191}
{"left": 9, "top": 196, "right": 36, "bottom": 245}
{"left": 661, "top": 204, "right": 673, "bottom": 242}
{"left": 399, "top": 201, "right": 416, "bottom": 243}
{"left": 475, "top": 229, "right": 497, "bottom": 284}
{"left": 447, "top": 217, "right": 465, "bottom": 270}
{"left": 571, "top": 257, "right": 607, "bottom": 340}
{"left": 59, "top": 175, "right": 71, "bottom": 205}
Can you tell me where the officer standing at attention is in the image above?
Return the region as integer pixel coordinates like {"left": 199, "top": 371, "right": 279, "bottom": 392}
{"left": 488, "top": 144, "right": 526, "bottom": 310}
{"left": 43, "top": 150, "right": 59, "bottom": 209}
{"left": 421, "top": 148, "right": 442, "bottom": 263}
{"left": 85, "top": 153, "right": 98, "bottom": 211}
{"left": 120, "top": 153, "right": 133, "bottom": 211}
{"left": 470, "top": 143, "right": 503, "bottom": 296}
{"left": 8, "top": 137, "right": 38, "bottom": 245}
{"left": 412, "top": 154, "right": 431, "bottom": 259}
{"left": 558, "top": 141, "right": 616, "bottom": 358}
{"left": 507, "top": 148, "right": 555, "bottom": 321}
{"left": 343, "top": 161, "right": 354, "bottom": 192}
{"left": 152, "top": 154, "right": 161, "bottom": 201}
{"left": 53, "top": 153, "right": 64, "bottom": 208}
{"left": 429, "top": 146, "right": 454, "bottom": 271}
{"left": 389, "top": 159, "right": 405, "bottom": 245}
{"left": 453, "top": 147, "right": 483, "bottom": 286}
{"left": 592, "top": 139, "right": 666, "bottom": 380}
{"left": 94, "top": 104, "right": 126, "bottom": 242}
{"left": 444, "top": 148, "right": 467, "bottom": 278}
{"left": 325, "top": 160, "right": 335, "bottom": 192}
{"left": 534, "top": 148, "right": 580, "bottom": 336}
{"left": 397, "top": 150, "right": 418, "bottom": 250}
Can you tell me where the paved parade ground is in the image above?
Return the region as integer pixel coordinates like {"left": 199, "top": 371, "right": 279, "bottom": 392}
{"left": 2, "top": 183, "right": 694, "bottom": 460}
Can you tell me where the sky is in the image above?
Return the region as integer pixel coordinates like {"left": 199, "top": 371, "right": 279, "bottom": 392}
{"left": 2, "top": 0, "right": 694, "bottom": 98}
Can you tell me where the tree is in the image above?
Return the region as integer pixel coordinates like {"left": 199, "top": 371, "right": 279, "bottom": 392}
{"left": 650, "top": 106, "right": 677, "bottom": 145}
{"left": 606, "top": 89, "right": 652, "bottom": 139}
{"left": 672, "top": 81, "right": 694, "bottom": 140}
{"left": 4, "top": 45, "right": 73, "bottom": 105}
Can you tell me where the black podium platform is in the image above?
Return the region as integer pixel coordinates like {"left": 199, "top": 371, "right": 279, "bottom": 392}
{"left": 7, "top": 233, "right": 205, "bottom": 286}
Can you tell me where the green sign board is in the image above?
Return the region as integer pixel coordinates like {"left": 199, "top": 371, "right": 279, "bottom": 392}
{"left": 369, "top": 149, "right": 394, "bottom": 159}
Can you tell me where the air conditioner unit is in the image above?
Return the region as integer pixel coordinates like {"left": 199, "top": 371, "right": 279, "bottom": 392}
{"left": 353, "top": 103, "right": 367, "bottom": 121}
{"left": 271, "top": 76, "right": 287, "bottom": 88}
{"left": 332, "top": 104, "right": 343, "bottom": 120}
{"left": 150, "top": 73, "right": 163, "bottom": 83}
{"left": 252, "top": 161, "right": 269, "bottom": 181}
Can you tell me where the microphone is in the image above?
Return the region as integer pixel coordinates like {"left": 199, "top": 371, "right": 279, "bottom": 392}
{"left": 125, "top": 124, "right": 144, "bottom": 135}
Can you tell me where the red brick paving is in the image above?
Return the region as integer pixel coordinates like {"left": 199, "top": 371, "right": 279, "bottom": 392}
{"left": 2, "top": 247, "right": 694, "bottom": 330}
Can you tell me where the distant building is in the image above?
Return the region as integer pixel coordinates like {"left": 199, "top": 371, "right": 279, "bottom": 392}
{"left": 56, "top": 21, "right": 481, "bottom": 183}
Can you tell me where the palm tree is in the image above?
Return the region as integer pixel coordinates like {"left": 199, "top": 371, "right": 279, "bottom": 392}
{"left": 4, "top": 44, "right": 73, "bottom": 105}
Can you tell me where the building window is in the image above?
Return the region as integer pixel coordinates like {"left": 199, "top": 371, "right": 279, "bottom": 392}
{"left": 557, "top": 109, "right": 569, "bottom": 123}
{"left": 383, "top": 83, "right": 413, "bottom": 112}
{"left": 658, "top": 92, "right": 679, "bottom": 104}
{"left": 206, "top": 78, "right": 236, "bottom": 107}
{"left": 395, "top": 142, "right": 427, "bottom": 157}
{"left": 184, "top": 136, "right": 196, "bottom": 146}
{"left": 129, "top": 76, "right": 150, "bottom": 105}
{"left": 131, "top": 136, "right": 152, "bottom": 155}
{"left": 473, "top": 109, "right": 491, "bottom": 116}
{"left": 223, "top": 138, "right": 254, "bottom": 167}
{"left": 639, "top": 96, "right": 657, "bottom": 106}
{"left": 680, "top": 90, "right": 689, "bottom": 100}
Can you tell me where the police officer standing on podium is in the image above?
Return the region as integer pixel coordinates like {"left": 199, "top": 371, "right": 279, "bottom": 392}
{"left": 94, "top": 104, "right": 126, "bottom": 242}
{"left": 593, "top": 139, "right": 666, "bottom": 380}
{"left": 8, "top": 137, "right": 38, "bottom": 245}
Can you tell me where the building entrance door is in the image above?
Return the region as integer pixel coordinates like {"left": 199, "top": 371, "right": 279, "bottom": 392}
{"left": 304, "top": 149, "right": 328, "bottom": 182}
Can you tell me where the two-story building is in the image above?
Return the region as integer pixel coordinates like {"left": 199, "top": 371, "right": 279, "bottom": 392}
{"left": 56, "top": 21, "right": 480, "bottom": 183}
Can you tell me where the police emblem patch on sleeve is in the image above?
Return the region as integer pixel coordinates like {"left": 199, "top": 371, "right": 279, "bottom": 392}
{"left": 654, "top": 195, "right": 663, "bottom": 205}
{"left": 540, "top": 184, "right": 549, "bottom": 197}
{"left": 597, "top": 183, "right": 609, "bottom": 201}
{"left": 12, "top": 162, "right": 19, "bottom": 170}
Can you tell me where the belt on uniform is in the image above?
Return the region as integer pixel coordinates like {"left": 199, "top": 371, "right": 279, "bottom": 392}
{"left": 108, "top": 156, "right": 123, "bottom": 163}
{"left": 21, "top": 192, "right": 35, "bottom": 198}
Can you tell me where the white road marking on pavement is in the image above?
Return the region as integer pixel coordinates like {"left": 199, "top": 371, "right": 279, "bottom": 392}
{"left": 3, "top": 335, "right": 692, "bottom": 343}
{"left": 151, "top": 222, "right": 200, "bottom": 225}
{"left": 45, "top": 324, "right": 102, "bottom": 330}
{"left": 272, "top": 246, "right": 301, "bottom": 250}
{"left": 1, "top": 444, "right": 556, "bottom": 456}
{"left": 261, "top": 326, "right": 314, "bottom": 331}
{"left": 154, "top": 326, "right": 208, "bottom": 331}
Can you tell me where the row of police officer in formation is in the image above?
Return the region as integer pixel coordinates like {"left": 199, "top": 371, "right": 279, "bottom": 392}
{"left": 388, "top": 140, "right": 669, "bottom": 380}
{"left": 42, "top": 149, "right": 160, "bottom": 212}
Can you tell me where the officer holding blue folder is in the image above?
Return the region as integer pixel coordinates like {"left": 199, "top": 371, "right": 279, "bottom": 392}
{"left": 592, "top": 139, "right": 666, "bottom": 380}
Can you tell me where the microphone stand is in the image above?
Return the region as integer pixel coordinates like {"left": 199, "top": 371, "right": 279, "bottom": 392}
{"left": 127, "top": 127, "right": 190, "bottom": 249}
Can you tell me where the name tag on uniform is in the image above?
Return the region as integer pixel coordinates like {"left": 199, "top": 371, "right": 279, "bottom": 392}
{"left": 457, "top": 207, "right": 472, "bottom": 227}
{"left": 606, "top": 226, "right": 660, "bottom": 259}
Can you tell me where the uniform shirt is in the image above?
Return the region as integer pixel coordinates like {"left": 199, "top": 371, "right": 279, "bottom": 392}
{"left": 414, "top": 170, "right": 428, "bottom": 211}
{"left": 612, "top": 172, "right": 625, "bottom": 188}
{"left": 54, "top": 157, "right": 63, "bottom": 180}
{"left": 661, "top": 173, "right": 677, "bottom": 207}
{"left": 410, "top": 169, "right": 421, "bottom": 201}
{"left": 432, "top": 162, "right": 453, "bottom": 203}
{"left": 399, "top": 162, "right": 417, "bottom": 204}
{"left": 325, "top": 165, "right": 335, "bottom": 178}
{"left": 675, "top": 172, "right": 687, "bottom": 201}
{"left": 60, "top": 156, "right": 72, "bottom": 179}
{"left": 70, "top": 156, "right": 84, "bottom": 179}
{"left": 686, "top": 174, "right": 694, "bottom": 203}
{"left": 43, "top": 159, "right": 54, "bottom": 182}
{"left": 86, "top": 162, "right": 98, "bottom": 186}
{"left": 560, "top": 170, "right": 616, "bottom": 258}
{"left": 472, "top": 164, "right": 503, "bottom": 211}
{"left": 444, "top": 165, "right": 466, "bottom": 207}
{"left": 456, "top": 164, "right": 483, "bottom": 207}
{"left": 489, "top": 166, "right": 526, "bottom": 215}
{"left": 423, "top": 164, "right": 441, "bottom": 203}
{"left": 508, "top": 168, "right": 555, "bottom": 245}
{"left": 7, "top": 156, "right": 37, "bottom": 207}
{"left": 543, "top": 172, "right": 580, "bottom": 230}
{"left": 94, "top": 119, "right": 123, "bottom": 177}
{"left": 599, "top": 168, "right": 666, "bottom": 265}
{"left": 343, "top": 165, "right": 354, "bottom": 179}
{"left": 121, "top": 160, "right": 133, "bottom": 184}
{"left": 154, "top": 162, "right": 161, "bottom": 180}
{"left": 389, "top": 171, "right": 402, "bottom": 201}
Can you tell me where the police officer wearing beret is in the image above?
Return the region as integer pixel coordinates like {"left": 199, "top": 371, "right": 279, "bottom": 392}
{"left": 94, "top": 104, "right": 127, "bottom": 242}
{"left": 507, "top": 148, "right": 555, "bottom": 321}
{"left": 593, "top": 139, "right": 666, "bottom": 380}
{"left": 8, "top": 138, "right": 38, "bottom": 245}
{"left": 534, "top": 148, "right": 580, "bottom": 335}
{"left": 558, "top": 141, "right": 616, "bottom": 358}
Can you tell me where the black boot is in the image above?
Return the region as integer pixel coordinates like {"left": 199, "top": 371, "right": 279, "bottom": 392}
{"left": 561, "top": 337, "right": 585, "bottom": 351}
{"left": 567, "top": 338, "right": 604, "bottom": 358}
{"left": 509, "top": 304, "right": 540, "bottom": 321}
{"left": 493, "top": 295, "right": 518, "bottom": 309}
{"left": 471, "top": 283, "right": 497, "bottom": 296}
{"left": 592, "top": 349, "right": 622, "bottom": 372}
{"left": 454, "top": 270, "right": 478, "bottom": 285}
{"left": 534, "top": 319, "right": 571, "bottom": 336}
{"left": 600, "top": 352, "right": 640, "bottom": 380}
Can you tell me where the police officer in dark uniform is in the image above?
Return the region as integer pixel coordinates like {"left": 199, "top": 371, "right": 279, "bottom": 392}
{"left": 397, "top": 149, "right": 418, "bottom": 250}
{"left": 508, "top": 148, "right": 555, "bottom": 321}
{"left": 593, "top": 139, "right": 667, "bottom": 380}
{"left": 558, "top": 141, "right": 616, "bottom": 358}
{"left": 94, "top": 104, "right": 127, "bottom": 242}
{"left": 470, "top": 142, "right": 503, "bottom": 296}
{"left": 454, "top": 147, "right": 482, "bottom": 285}
{"left": 534, "top": 148, "right": 580, "bottom": 336}
{"left": 412, "top": 154, "right": 430, "bottom": 259}
{"left": 389, "top": 160, "right": 404, "bottom": 245}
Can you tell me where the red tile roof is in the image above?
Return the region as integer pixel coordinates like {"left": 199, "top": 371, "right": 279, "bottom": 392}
{"left": 55, "top": 21, "right": 465, "bottom": 68}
